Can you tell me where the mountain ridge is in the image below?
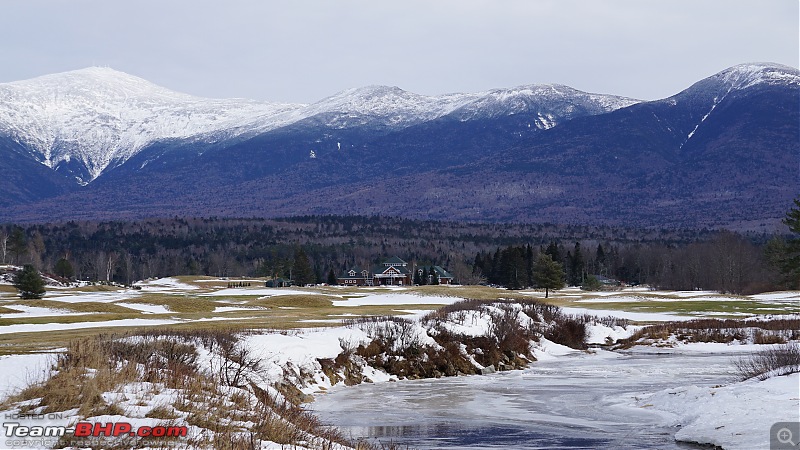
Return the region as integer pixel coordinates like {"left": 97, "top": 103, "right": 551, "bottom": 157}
{"left": 0, "top": 67, "right": 639, "bottom": 183}
{"left": 0, "top": 63, "right": 797, "bottom": 230}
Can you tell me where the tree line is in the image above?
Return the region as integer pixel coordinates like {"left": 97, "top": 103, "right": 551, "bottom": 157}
{"left": 0, "top": 209, "right": 796, "bottom": 294}
{"left": 472, "top": 199, "right": 799, "bottom": 294}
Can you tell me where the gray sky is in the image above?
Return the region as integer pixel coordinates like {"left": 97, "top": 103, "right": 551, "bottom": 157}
{"left": 1, "top": 0, "right": 797, "bottom": 104}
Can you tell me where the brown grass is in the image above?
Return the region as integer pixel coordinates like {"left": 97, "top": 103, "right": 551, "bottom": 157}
{"left": 246, "top": 294, "right": 334, "bottom": 309}
{"left": 618, "top": 318, "right": 800, "bottom": 348}
{"left": 2, "top": 328, "right": 372, "bottom": 449}
{"left": 15, "top": 299, "right": 141, "bottom": 314}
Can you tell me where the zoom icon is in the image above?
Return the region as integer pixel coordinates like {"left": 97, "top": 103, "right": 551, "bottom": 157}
{"left": 772, "top": 422, "right": 800, "bottom": 449}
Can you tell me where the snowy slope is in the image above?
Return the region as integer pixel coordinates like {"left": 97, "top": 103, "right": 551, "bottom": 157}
{"left": 447, "top": 84, "right": 638, "bottom": 127}
{"left": 0, "top": 67, "right": 640, "bottom": 184}
{"left": 290, "top": 83, "right": 638, "bottom": 130}
{"left": 716, "top": 62, "right": 800, "bottom": 91}
{"left": 0, "top": 67, "right": 304, "bottom": 184}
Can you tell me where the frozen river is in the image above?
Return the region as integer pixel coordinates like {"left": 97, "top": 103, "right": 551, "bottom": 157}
{"left": 312, "top": 350, "right": 741, "bottom": 449}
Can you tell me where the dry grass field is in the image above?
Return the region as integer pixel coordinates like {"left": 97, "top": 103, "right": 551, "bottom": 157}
{"left": 0, "top": 276, "right": 797, "bottom": 355}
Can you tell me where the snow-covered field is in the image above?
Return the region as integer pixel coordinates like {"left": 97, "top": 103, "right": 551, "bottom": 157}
{"left": 0, "top": 277, "right": 797, "bottom": 449}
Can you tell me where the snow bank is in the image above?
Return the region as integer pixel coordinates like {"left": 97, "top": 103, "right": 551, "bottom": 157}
{"left": 0, "top": 353, "right": 55, "bottom": 398}
{"left": 332, "top": 293, "right": 458, "bottom": 307}
{"left": 137, "top": 277, "right": 199, "bottom": 291}
{"left": 114, "top": 302, "right": 171, "bottom": 314}
{"left": 0, "top": 305, "right": 88, "bottom": 318}
{"left": 585, "top": 323, "right": 640, "bottom": 345}
{"left": 244, "top": 327, "right": 386, "bottom": 394}
{"left": 560, "top": 306, "right": 695, "bottom": 322}
{"left": 643, "top": 373, "right": 800, "bottom": 449}
{"left": 0, "top": 318, "right": 180, "bottom": 335}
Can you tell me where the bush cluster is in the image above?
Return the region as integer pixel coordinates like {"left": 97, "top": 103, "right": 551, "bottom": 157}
{"left": 735, "top": 342, "right": 800, "bottom": 381}
{"left": 618, "top": 318, "right": 800, "bottom": 347}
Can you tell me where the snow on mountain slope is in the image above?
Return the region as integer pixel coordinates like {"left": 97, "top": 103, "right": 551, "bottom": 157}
{"left": 717, "top": 62, "right": 800, "bottom": 90}
{"left": 0, "top": 68, "right": 642, "bottom": 184}
{"left": 296, "top": 83, "right": 639, "bottom": 130}
{"left": 4, "top": 64, "right": 795, "bottom": 187}
{"left": 448, "top": 84, "right": 639, "bottom": 127}
{"left": 660, "top": 63, "right": 800, "bottom": 148}
{"left": 0, "top": 67, "right": 304, "bottom": 184}
{"left": 288, "top": 85, "right": 480, "bottom": 129}
{"left": 0, "top": 68, "right": 644, "bottom": 185}
{"left": 665, "top": 62, "right": 799, "bottom": 108}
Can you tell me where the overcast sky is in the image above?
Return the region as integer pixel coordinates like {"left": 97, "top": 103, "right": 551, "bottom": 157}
{"left": 1, "top": 0, "right": 797, "bottom": 104}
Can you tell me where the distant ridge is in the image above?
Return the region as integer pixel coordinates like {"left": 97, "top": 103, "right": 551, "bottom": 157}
{"left": 0, "top": 63, "right": 797, "bottom": 230}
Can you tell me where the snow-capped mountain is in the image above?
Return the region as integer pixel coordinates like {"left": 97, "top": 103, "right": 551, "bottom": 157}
{"left": 716, "top": 62, "right": 800, "bottom": 91}
{"left": 293, "top": 83, "right": 637, "bottom": 130}
{"left": 447, "top": 84, "right": 638, "bottom": 127}
{"left": 0, "top": 67, "right": 639, "bottom": 184}
{"left": 648, "top": 63, "right": 800, "bottom": 149}
{"left": 0, "top": 67, "right": 304, "bottom": 184}
{"left": 0, "top": 62, "right": 797, "bottom": 230}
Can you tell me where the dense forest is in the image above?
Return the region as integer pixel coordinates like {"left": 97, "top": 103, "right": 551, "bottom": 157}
{"left": 0, "top": 213, "right": 795, "bottom": 295}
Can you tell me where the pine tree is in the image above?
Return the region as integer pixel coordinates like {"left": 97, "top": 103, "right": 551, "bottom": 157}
{"left": 413, "top": 269, "right": 422, "bottom": 285}
{"left": 13, "top": 264, "right": 46, "bottom": 299}
{"left": 545, "top": 242, "right": 561, "bottom": 264}
{"left": 499, "top": 246, "right": 525, "bottom": 289}
{"left": 596, "top": 244, "right": 606, "bottom": 275}
{"left": 569, "top": 242, "right": 585, "bottom": 286}
{"left": 291, "top": 248, "right": 314, "bottom": 286}
{"left": 326, "top": 268, "right": 337, "bottom": 285}
{"left": 533, "top": 254, "right": 564, "bottom": 298}
{"left": 54, "top": 258, "right": 75, "bottom": 279}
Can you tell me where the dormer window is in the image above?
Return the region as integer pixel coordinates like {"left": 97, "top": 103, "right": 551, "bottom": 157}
{"left": 349, "top": 270, "right": 356, "bottom": 277}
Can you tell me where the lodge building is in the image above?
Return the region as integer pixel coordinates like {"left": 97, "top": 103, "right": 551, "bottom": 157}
{"left": 337, "top": 256, "right": 454, "bottom": 286}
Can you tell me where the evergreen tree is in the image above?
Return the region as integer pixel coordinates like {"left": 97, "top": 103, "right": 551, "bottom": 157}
{"left": 568, "top": 242, "right": 585, "bottom": 286}
{"left": 545, "top": 242, "right": 561, "bottom": 264}
{"left": 326, "top": 268, "right": 337, "bottom": 285}
{"left": 54, "top": 258, "right": 75, "bottom": 279}
{"left": 778, "top": 197, "right": 800, "bottom": 288}
{"left": 413, "top": 268, "right": 422, "bottom": 285}
{"left": 533, "top": 254, "right": 564, "bottom": 298}
{"left": 596, "top": 244, "right": 606, "bottom": 275}
{"left": 13, "top": 264, "right": 46, "bottom": 299}
{"left": 525, "top": 244, "right": 535, "bottom": 287}
{"left": 291, "top": 248, "right": 314, "bottom": 286}
{"left": 473, "top": 253, "right": 484, "bottom": 276}
{"left": 490, "top": 249, "right": 501, "bottom": 284}
{"left": 499, "top": 246, "right": 525, "bottom": 289}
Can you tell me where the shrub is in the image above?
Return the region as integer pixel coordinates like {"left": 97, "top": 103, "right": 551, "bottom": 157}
{"left": 544, "top": 315, "right": 587, "bottom": 349}
{"left": 735, "top": 342, "right": 800, "bottom": 381}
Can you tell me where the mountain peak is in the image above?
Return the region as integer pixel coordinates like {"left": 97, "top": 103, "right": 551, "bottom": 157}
{"left": 0, "top": 67, "right": 302, "bottom": 184}
{"left": 5, "top": 66, "right": 171, "bottom": 97}
{"left": 715, "top": 62, "right": 800, "bottom": 90}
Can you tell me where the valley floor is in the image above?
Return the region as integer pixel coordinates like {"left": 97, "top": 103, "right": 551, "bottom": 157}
{"left": 0, "top": 278, "right": 797, "bottom": 449}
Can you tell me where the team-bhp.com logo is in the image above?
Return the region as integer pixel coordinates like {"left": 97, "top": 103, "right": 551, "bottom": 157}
{"left": 4, "top": 421, "right": 188, "bottom": 439}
